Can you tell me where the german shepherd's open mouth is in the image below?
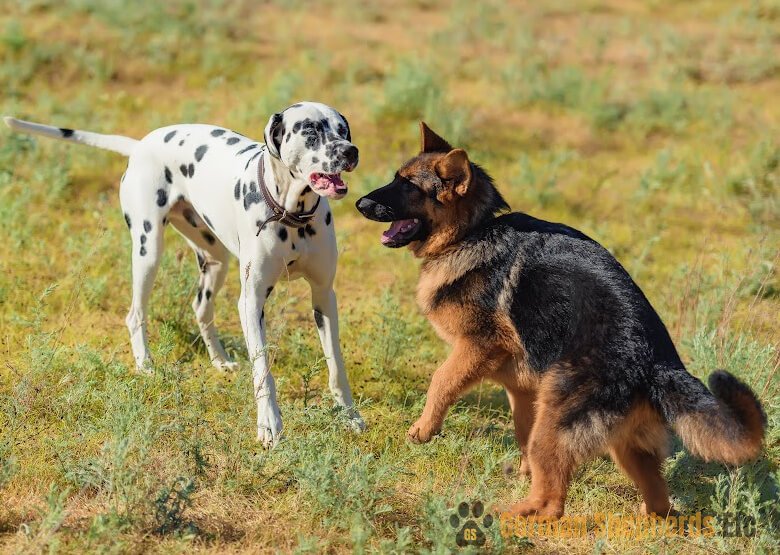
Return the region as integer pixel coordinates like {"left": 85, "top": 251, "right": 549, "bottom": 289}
{"left": 355, "top": 184, "right": 425, "bottom": 247}
{"left": 381, "top": 218, "right": 422, "bottom": 246}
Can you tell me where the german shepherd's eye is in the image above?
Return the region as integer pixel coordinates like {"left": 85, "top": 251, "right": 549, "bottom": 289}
{"left": 397, "top": 174, "right": 421, "bottom": 194}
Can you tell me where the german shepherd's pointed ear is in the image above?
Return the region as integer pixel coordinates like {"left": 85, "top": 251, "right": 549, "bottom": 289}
{"left": 420, "top": 122, "right": 452, "bottom": 153}
{"left": 435, "top": 148, "right": 472, "bottom": 197}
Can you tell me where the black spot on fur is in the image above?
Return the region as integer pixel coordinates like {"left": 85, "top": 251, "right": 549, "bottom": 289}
{"left": 325, "top": 211, "right": 331, "bottom": 225}
{"left": 285, "top": 133, "right": 291, "bottom": 143}
{"left": 124, "top": 213, "right": 131, "bottom": 229}
{"left": 278, "top": 227, "right": 288, "bottom": 241}
{"left": 205, "top": 289, "right": 212, "bottom": 301}
{"left": 140, "top": 234, "right": 147, "bottom": 244}
{"left": 313, "top": 309, "right": 325, "bottom": 329}
{"left": 196, "top": 252, "right": 206, "bottom": 271}
{"left": 234, "top": 180, "right": 241, "bottom": 200}
{"left": 293, "top": 122, "right": 302, "bottom": 133}
{"left": 139, "top": 245, "right": 147, "bottom": 256}
{"left": 249, "top": 181, "right": 257, "bottom": 193}
{"left": 324, "top": 142, "right": 338, "bottom": 158}
{"left": 266, "top": 286, "right": 273, "bottom": 298}
{"left": 312, "top": 156, "right": 319, "bottom": 163}
{"left": 188, "top": 163, "right": 195, "bottom": 177}
{"left": 210, "top": 129, "right": 226, "bottom": 137}
{"left": 60, "top": 128, "right": 74, "bottom": 138}
{"left": 245, "top": 151, "right": 261, "bottom": 170}
{"left": 202, "top": 231, "right": 216, "bottom": 245}
{"left": 164, "top": 167, "right": 172, "bottom": 184}
{"left": 195, "top": 145, "right": 208, "bottom": 162}
{"left": 197, "top": 288, "right": 203, "bottom": 304}
{"left": 183, "top": 209, "right": 198, "bottom": 227}
{"left": 237, "top": 144, "right": 258, "bottom": 155}
{"left": 243, "top": 191, "right": 261, "bottom": 210}
{"left": 164, "top": 130, "right": 177, "bottom": 142}
{"left": 180, "top": 164, "right": 188, "bottom": 177}
{"left": 297, "top": 228, "right": 306, "bottom": 239}
{"left": 291, "top": 243, "right": 296, "bottom": 250}
{"left": 226, "top": 137, "right": 240, "bottom": 145}
{"left": 298, "top": 118, "right": 325, "bottom": 150}
{"left": 156, "top": 189, "right": 168, "bottom": 207}
{"left": 305, "top": 224, "right": 316, "bottom": 236}
{"left": 179, "top": 139, "right": 185, "bottom": 146}
{"left": 143, "top": 220, "right": 152, "bottom": 233}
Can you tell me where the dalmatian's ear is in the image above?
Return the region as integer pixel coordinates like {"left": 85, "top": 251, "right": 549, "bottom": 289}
{"left": 338, "top": 112, "right": 351, "bottom": 142}
{"left": 264, "top": 112, "right": 284, "bottom": 158}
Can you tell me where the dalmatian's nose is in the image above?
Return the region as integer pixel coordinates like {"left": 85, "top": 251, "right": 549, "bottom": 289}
{"left": 343, "top": 145, "right": 359, "bottom": 168}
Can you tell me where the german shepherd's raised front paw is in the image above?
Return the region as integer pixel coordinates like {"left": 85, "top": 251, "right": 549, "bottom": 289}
{"left": 407, "top": 418, "right": 440, "bottom": 443}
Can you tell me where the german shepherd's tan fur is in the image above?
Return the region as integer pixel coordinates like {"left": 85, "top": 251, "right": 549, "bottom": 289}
{"left": 355, "top": 123, "right": 766, "bottom": 518}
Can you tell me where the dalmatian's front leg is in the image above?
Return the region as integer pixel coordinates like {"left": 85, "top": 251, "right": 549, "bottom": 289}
{"left": 238, "top": 255, "right": 283, "bottom": 446}
{"left": 309, "top": 283, "right": 365, "bottom": 432}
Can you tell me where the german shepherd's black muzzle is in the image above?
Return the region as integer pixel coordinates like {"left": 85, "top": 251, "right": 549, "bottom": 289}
{"left": 356, "top": 178, "right": 426, "bottom": 247}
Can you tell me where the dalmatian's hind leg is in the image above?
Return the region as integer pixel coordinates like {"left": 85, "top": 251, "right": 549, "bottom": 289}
{"left": 119, "top": 161, "right": 172, "bottom": 373}
{"left": 168, "top": 202, "right": 237, "bottom": 371}
{"left": 191, "top": 243, "right": 237, "bottom": 371}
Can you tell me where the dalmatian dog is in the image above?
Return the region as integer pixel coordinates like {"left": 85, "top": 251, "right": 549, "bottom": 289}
{"left": 4, "top": 101, "right": 364, "bottom": 445}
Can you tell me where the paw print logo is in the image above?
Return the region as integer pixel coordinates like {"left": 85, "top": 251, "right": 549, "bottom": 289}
{"left": 450, "top": 500, "right": 493, "bottom": 547}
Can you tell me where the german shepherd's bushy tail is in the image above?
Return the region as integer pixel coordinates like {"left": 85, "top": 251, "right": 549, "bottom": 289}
{"left": 654, "top": 366, "right": 766, "bottom": 464}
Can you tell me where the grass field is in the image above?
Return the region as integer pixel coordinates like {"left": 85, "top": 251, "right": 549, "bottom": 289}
{"left": 0, "top": 0, "right": 778, "bottom": 552}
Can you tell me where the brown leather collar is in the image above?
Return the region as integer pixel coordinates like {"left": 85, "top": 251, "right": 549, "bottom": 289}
{"left": 255, "top": 152, "right": 320, "bottom": 236}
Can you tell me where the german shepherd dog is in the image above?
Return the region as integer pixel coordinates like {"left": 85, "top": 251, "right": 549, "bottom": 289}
{"left": 355, "top": 123, "right": 766, "bottom": 518}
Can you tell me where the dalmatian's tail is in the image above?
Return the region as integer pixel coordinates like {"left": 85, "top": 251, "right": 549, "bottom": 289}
{"left": 3, "top": 116, "right": 138, "bottom": 156}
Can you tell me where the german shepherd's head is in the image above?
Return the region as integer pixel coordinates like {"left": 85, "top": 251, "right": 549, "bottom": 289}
{"left": 356, "top": 123, "right": 508, "bottom": 257}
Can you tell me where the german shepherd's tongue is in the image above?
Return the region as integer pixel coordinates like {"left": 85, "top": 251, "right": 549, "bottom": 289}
{"left": 382, "top": 219, "right": 418, "bottom": 245}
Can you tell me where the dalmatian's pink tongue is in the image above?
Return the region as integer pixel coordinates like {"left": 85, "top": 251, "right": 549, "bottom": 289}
{"left": 382, "top": 219, "right": 418, "bottom": 244}
{"left": 311, "top": 172, "right": 347, "bottom": 198}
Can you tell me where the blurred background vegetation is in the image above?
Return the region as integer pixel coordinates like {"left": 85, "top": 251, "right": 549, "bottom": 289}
{"left": 0, "top": 0, "right": 778, "bottom": 552}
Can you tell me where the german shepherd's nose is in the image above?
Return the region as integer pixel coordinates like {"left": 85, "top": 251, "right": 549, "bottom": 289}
{"left": 355, "top": 196, "right": 394, "bottom": 221}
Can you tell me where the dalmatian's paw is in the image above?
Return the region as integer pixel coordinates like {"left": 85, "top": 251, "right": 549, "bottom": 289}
{"left": 135, "top": 358, "right": 154, "bottom": 375}
{"left": 212, "top": 359, "right": 239, "bottom": 372}
{"left": 347, "top": 411, "right": 366, "bottom": 433}
{"left": 257, "top": 405, "right": 283, "bottom": 448}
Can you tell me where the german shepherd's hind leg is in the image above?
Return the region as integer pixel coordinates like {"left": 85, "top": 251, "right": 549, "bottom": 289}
{"left": 408, "top": 341, "right": 506, "bottom": 443}
{"left": 609, "top": 445, "right": 671, "bottom": 516}
{"left": 507, "top": 377, "right": 603, "bottom": 519}
{"left": 505, "top": 388, "right": 536, "bottom": 477}
{"left": 608, "top": 401, "right": 673, "bottom": 516}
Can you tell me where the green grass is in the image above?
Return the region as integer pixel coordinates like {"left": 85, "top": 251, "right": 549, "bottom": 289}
{"left": 0, "top": 0, "right": 778, "bottom": 552}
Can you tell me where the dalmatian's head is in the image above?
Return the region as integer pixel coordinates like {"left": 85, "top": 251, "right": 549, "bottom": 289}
{"left": 264, "top": 101, "right": 358, "bottom": 199}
